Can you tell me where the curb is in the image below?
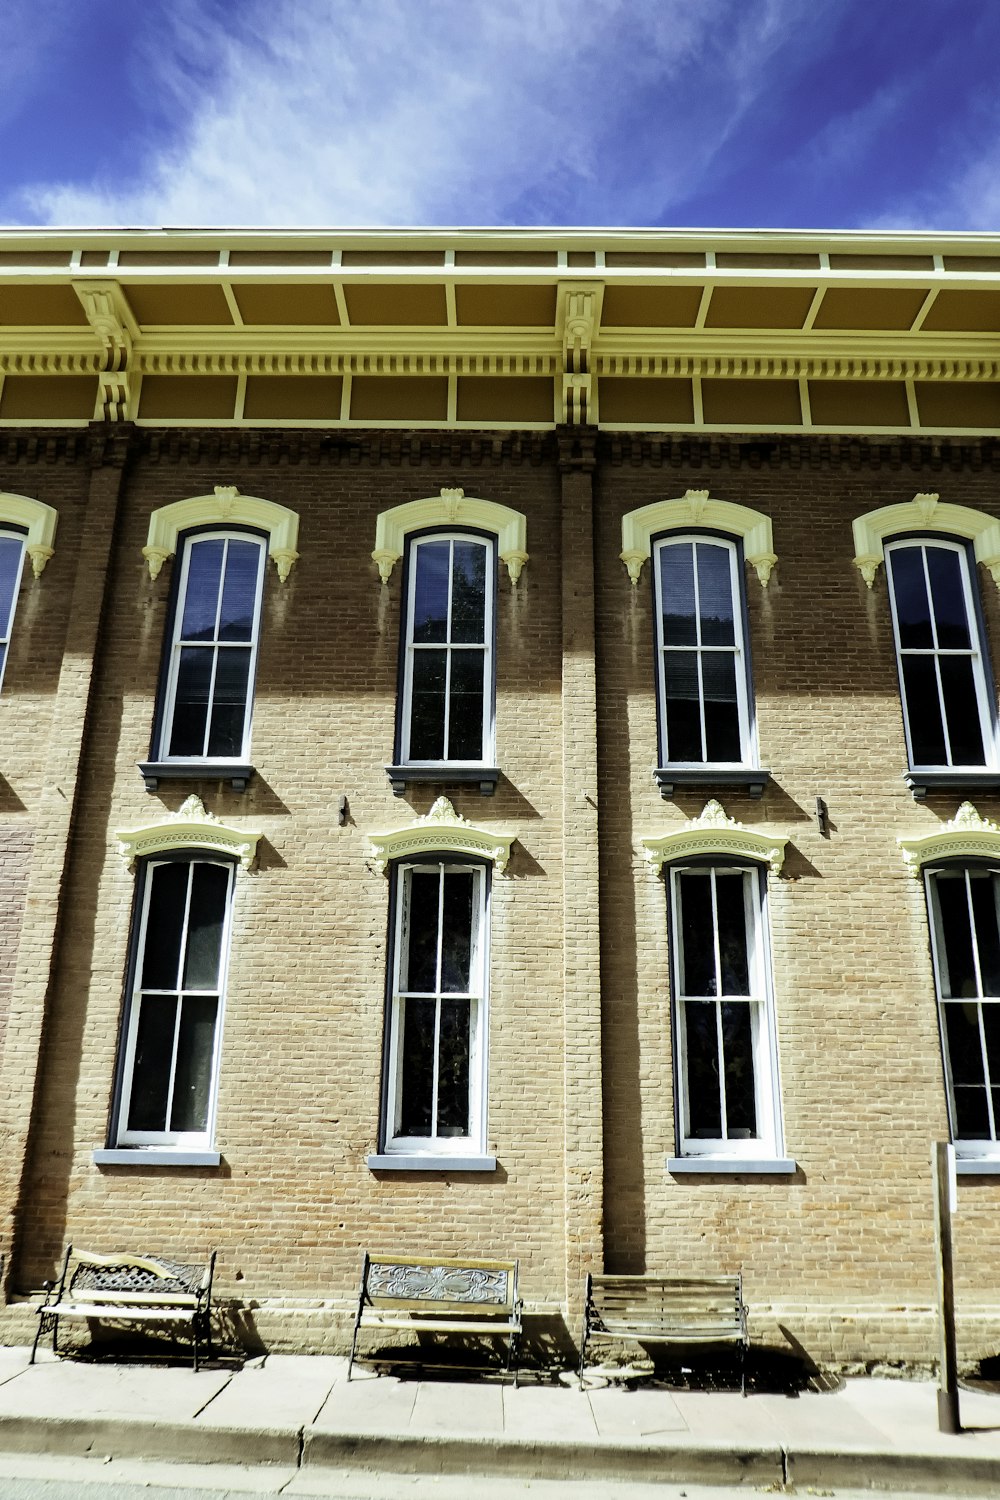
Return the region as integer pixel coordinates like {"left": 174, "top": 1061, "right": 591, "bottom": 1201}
{"left": 0, "top": 1413, "right": 300, "bottom": 1468}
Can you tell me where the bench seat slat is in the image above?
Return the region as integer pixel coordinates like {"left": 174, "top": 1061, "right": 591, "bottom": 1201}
{"left": 43, "top": 1303, "right": 199, "bottom": 1323}
{"left": 361, "top": 1314, "right": 520, "bottom": 1334}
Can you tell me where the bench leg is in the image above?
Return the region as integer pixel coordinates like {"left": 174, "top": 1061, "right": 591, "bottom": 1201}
{"left": 578, "top": 1315, "right": 589, "bottom": 1381}
{"left": 347, "top": 1301, "right": 364, "bottom": 1382}
{"left": 30, "top": 1314, "right": 48, "bottom": 1365}
{"left": 740, "top": 1339, "right": 747, "bottom": 1398}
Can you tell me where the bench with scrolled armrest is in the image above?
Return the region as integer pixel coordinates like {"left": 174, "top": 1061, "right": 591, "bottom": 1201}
{"left": 32, "top": 1246, "right": 217, "bottom": 1371}
{"left": 579, "top": 1272, "right": 749, "bottom": 1394}
{"left": 349, "top": 1252, "right": 522, "bottom": 1384}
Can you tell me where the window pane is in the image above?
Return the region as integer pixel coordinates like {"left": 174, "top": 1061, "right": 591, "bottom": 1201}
{"left": 409, "top": 651, "right": 446, "bottom": 759}
{"left": 207, "top": 647, "right": 252, "bottom": 757}
{"left": 971, "top": 875, "right": 1000, "bottom": 995}
{"left": 945, "top": 1002, "right": 986, "bottom": 1088}
{"left": 412, "top": 543, "right": 450, "bottom": 644}
{"left": 141, "top": 862, "right": 189, "bottom": 990}
{"left": 402, "top": 870, "right": 440, "bottom": 992}
{"left": 169, "top": 995, "right": 218, "bottom": 1132}
{"left": 901, "top": 656, "right": 947, "bottom": 766}
{"left": 440, "top": 872, "right": 474, "bottom": 992}
{"left": 0, "top": 537, "right": 22, "bottom": 637}
{"left": 678, "top": 873, "right": 714, "bottom": 996}
{"left": 663, "top": 652, "right": 702, "bottom": 761}
{"left": 696, "top": 544, "right": 736, "bottom": 646}
{"left": 660, "top": 543, "right": 697, "bottom": 647}
{"left": 447, "top": 651, "right": 485, "bottom": 760}
{"left": 715, "top": 874, "right": 750, "bottom": 995}
{"left": 890, "top": 547, "right": 933, "bottom": 649}
{"left": 180, "top": 540, "right": 224, "bottom": 642}
{"left": 399, "top": 996, "right": 435, "bottom": 1135}
{"left": 935, "top": 875, "right": 977, "bottom": 999}
{"left": 927, "top": 547, "right": 972, "bottom": 650}
{"left": 982, "top": 1005, "right": 1000, "bottom": 1092}
{"left": 939, "top": 656, "right": 986, "bottom": 765}
{"left": 684, "top": 1003, "right": 722, "bottom": 1136}
{"left": 450, "top": 542, "right": 487, "bottom": 644}
{"left": 217, "top": 540, "right": 260, "bottom": 643}
{"left": 127, "top": 996, "right": 176, "bottom": 1132}
{"left": 169, "top": 647, "right": 213, "bottom": 757}
{"left": 0, "top": 643, "right": 6, "bottom": 682}
{"left": 437, "top": 998, "right": 471, "bottom": 1136}
{"left": 701, "top": 653, "right": 741, "bottom": 762}
{"left": 183, "top": 864, "right": 230, "bottom": 989}
{"left": 721, "top": 1001, "right": 757, "bottom": 1135}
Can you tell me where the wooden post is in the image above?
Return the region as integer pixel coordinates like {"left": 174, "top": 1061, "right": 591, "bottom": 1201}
{"left": 932, "top": 1140, "right": 960, "bottom": 1434}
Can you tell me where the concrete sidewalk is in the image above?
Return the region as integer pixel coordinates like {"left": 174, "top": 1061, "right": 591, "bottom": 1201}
{"left": 0, "top": 1347, "right": 996, "bottom": 1494}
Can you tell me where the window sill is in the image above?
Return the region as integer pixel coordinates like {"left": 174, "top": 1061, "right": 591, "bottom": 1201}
{"left": 654, "top": 767, "right": 771, "bottom": 802}
{"left": 93, "top": 1148, "right": 221, "bottom": 1168}
{"left": 138, "top": 761, "right": 254, "bottom": 793}
{"left": 367, "top": 1153, "right": 497, "bottom": 1172}
{"left": 385, "top": 765, "right": 500, "bottom": 797}
{"left": 956, "top": 1158, "right": 1000, "bottom": 1175}
{"left": 666, "top": 1156, "right": 797, "bottom": 1175}
{"left": 904, "top": 769, "right": 1000, "bottom": 802}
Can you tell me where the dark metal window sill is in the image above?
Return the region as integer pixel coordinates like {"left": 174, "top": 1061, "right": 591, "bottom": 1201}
{"left": 385, "top": 765, "right": 500, "bottom": 797}
{"left": 654, "top": 767, "right": 771, "bottom": 801}
{"left": 138, "top": 761, "right": 254, "bottom": 793}
{"left": 904, "top": 769, "right": 1000, "bottom": 801}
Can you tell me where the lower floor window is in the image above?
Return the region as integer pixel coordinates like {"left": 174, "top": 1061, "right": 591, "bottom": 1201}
{"left": 669, "top": 863, "right": 782, "bottom": 1157}
{"left": 115, "top": 856, "right": 234, "bottom": 1147}
{"left": 384, "top": 859, "right": 488, "bottom": 1154}
{"left": 927, "top": 864, "right": 1000, "bottom": 1153}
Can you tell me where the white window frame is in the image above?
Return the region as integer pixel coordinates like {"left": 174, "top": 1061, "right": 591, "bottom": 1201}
{"left": 652, "top": 533, "right": 753, "bottom": 768}
{"left": 157, "top": 528, "right": 267, "bottom": 763}
{"left": 668, "top": 862, "right": 783, "bottom": 1159}
{"left": 0, "top": 526, "right": 27, "bottom": 694}
{"left": 885, "top": 537, "right": 997, "bottom": 772}
{"left": 399, "top": 532, "right": 495, "bottom": 767}
{"left": 116, "top": 855, "right": 235, "bottom": 1149}
{"left": 926, "top": 862, "right": 1000, "bottom": 1159}
{"left": 383, "top": 859, "right": 489, "bottom": 1157}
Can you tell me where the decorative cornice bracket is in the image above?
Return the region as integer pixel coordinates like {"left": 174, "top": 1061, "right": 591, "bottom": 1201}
{"left": 367, "top": 796, "right": 516, "bottom": 874}
{"left": 853, "top": 493, "right": 1000, "bottom": 590}
{"left": 641, "top": 800, "right": 788, "bottom": 876}
{"left": 116, "top": 794, "right": 262, "bottom": 871}
{"left": 556, "top": 282, "right": 603, "bottom": 426}
{"left": 621, "top": 491, "right": 776, "bottom": 587}
{"left": 72, "top": 280, "right": 138, "bottom": 373}
{"left": 898, "top": 802, "right": 1000, "bottom": 877}
{"left": 372, "top": 489, "right": 528, "bottom": 586}
{"left": 143, "top": 486, "right": 300, "bottom": 581}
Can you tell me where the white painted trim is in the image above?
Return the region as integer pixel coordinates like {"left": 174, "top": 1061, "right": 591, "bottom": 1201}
{"left": 0, "top": 491, "right": 58, "bottom": 577}
{"left": 93, "top": 1149, "right": 222, "bottom": 1167}
{"left": 899, "top": 802, "right": 1000, "bottom": 876}
{"left": 143, "top": 485, "right": 300, "bottom": 581}
{"left": 641, "top": 800, "right": 787, "bottom": 875}
{"left": 853, "top": 492, "right": 1000, "bottom": 589}
{"left": 368, "top": 797, "right": 515, "bottom": 874}
{"left": 666, "top": 1157, "right": 796, "bottom": 1174}
{"left": 116, "top": 794, "right": 262, "bottom": 871}
{"left": 373, "top": 488, "right": 528, "bottom": 586}
{"left": 367, "top": 1154, "right": 497, "bottom": 1172}
{"left": 621, "top": 490, "right": 776, "bottom": 587}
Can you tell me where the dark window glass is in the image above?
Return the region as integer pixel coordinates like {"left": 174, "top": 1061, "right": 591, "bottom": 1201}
{"left": 663, "top": 655, "right": 702, "bottom": 761}
{"left": 412, "top": 542, "right": 450, "bottom": 644}
{"left": 936, "top": 875, "right": 977, "bottom": 1000}
{"left": 399, "top": 996, "right": 435, "bottom": 1136}
{"left": 721, "top": 1002, "right": 757, "bottom": 1135}
{"left": 208, "top": 649, "right": 253, "bottom": 757}
{"left": 169, "top": 648, "right": 213, "bottom": 757}
{"left": 660, "top": 544, "right": 697, "bottom": 646}
{"left": 170, "top": 995, "right": 218, "bottom": 1132}
{"left": 0, "top": 535, "right": 23, "bottom": 639}
{"left": 451, "top": 543, "right": 487, "bottom": 644}
{"left": 679, "top": 873, "right": 714, "bottom": 996}
{"left": 440, "top": 872, "right": 474, "bottom": 992}
{"left": 697, "top": 544, "right": 736, "bottom": 646}
{"left": 180, "top": 540, "right": 225, "bottom": 642}
{"left": 437, "top": 999, "right": 471, "bottom": 1135}
{"left": 939, "top": 657, "right": 986, "bottom": 764}
{"left": 702, "top": 654, "right": 741, "bottom": 762}
{"left": 972, "top": 876, "right": 1000, "bottom": 995}
{"left": 127, "top": 997, "right": 176, "bottom": 1133}
{"left": 409, "top": 652, "right": 447, "bottom": 760}
{"left": 685, "top": 1003, "right": 722, "bottom": 1137}
{"left": 448, "top": 652, "right": 485, "bottom": 760}
{"left": 405, "top": 536, "right": 491, "bottom": 764}
{"left": 657, "top": 537, "right": 746, "bottom": 766}
{"left": 927, "top": 548, "right": 971, "bottom": 650}
{"left": 715, "top": 874, "right": 750, "bottom": 995}
{"left": 218, "top": 541, "right": 259, "bottom": 642}
{"left": 890, "top": 547, "right": 933, "bottom": 650}
{"left": 901, "top": 656, "right": 947, "bottom": 766}
{"left": 141, "top": 862, "right": 188, "bottom": 990}
{"left": 403, "top": 870, "right": 440, "bottom": 992}
{"left": 183, "top": 864, "right": 230, "bottom": 989}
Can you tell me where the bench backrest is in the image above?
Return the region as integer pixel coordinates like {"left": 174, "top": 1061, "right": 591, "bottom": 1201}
{"left": 587, "top": 1273, "right": 746, "bottom": 1341}
{"left": 63, "top": 1246, "right": 215, "bottom": 1306}
{"left": 361, "top": 1254, "right": 519, "bottom": 1315}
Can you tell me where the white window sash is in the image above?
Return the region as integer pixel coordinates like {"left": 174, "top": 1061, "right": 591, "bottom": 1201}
{"left": 385, "top": 861, "right": 488, "bottom": 1155}
{"left": 0, "top": 529, "right": 27, "bottom": 694}
{"left": 158, "top": 531, "right": 267, "bottom": 761}
{"left": 117, "top": 859, "right": 234, "bottom": 1148}
{"left": 400, "top": 534, "right": 494, "bottom": 767}
{"left": 885, "top": 538, "right": 997, "bottom": 772}
{"left": 653, "top": 535, "right": 753, "bottom": 767}
{"left": 670, "top": 864, "right": 781, "bottom": 1158}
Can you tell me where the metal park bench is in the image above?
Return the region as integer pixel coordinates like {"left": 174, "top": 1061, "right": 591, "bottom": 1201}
{"left": 348, "top": 1252, "right": 523, "bottom": 1384}
{"left": 579, "top": 1272, "right": 750, "bottom": 1394}
{"left": 32, "top": 1246, "right": 217, "bottom": 1371}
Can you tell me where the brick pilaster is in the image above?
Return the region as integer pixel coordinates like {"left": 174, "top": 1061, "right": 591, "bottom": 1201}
{"left": 558, "top": 427, "right": 604, "bottom": 1318}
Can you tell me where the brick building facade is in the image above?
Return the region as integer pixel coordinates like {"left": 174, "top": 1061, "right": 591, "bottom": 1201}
{"left": 1, "top": 228, "right": 999, "bottom": 1367}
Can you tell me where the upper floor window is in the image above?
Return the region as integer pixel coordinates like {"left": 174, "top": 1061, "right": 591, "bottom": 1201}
{"left": 885, "top": 538, "right": 996, "bottom": 773}
{"left": 668, "top": 862, "right": 783, "bottom": 1162}
{"left": 382, "top": 858, "right": 489, "bottom": 1159}
{"left": 157, "top": 530, "right": 266, "bottom": 765}
{"left": 653, "top": 535, "right": 752, "bottom": 768}
{"left": 926, "top": 864, "right": 1000, "bottom": 1157}
{"left": 399, "top": 533, "right": 494, "bottom": 769}
{"left": 0, "top": 528, "right": 27, "bottom": 692}
{"left": 114, "top": 854, "right": 235, "bottom": 1151}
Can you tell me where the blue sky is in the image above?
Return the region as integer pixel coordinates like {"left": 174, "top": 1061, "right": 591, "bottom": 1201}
{"left": 2, "top": 0, "right": 999, "bottom": 230}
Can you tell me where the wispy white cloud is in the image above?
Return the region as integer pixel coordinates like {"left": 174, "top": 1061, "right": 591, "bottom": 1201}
{"left": 19, "top": 0, "right": 814, "bottom": 227}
